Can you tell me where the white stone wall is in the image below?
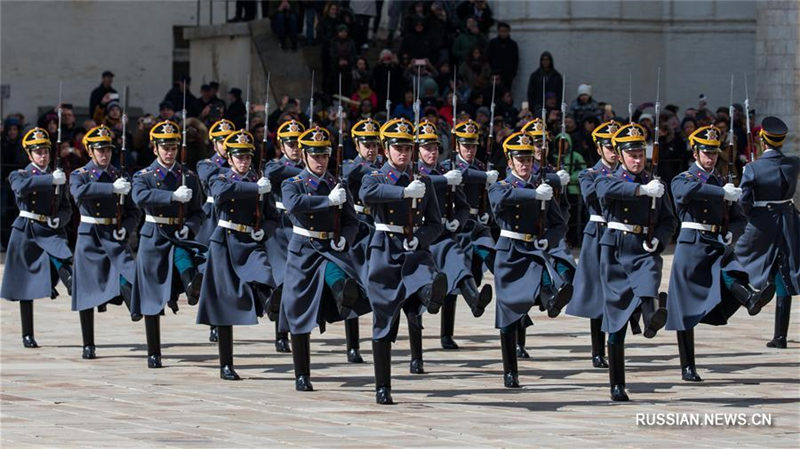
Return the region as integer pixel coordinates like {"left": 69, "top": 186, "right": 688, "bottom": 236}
{"left": 492, "top": 0, "right": 757, "bottom": 118}
{"left": 0, "top": 1, "right": 199, "bottom": 122}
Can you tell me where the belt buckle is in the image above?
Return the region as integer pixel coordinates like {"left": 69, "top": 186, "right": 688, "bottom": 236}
{"left": 235, "top": 223, "right": 247, "bottom": 232}
{"left": 523, "top": 233, "right": 534, "bottom": 242}
{"left": 632, "top": 225, "right": 642, "bottom": 234}
{"left": 710, "top": 224, "right": 720, "bottom": 233}
{"left": 319, "top": 231, "right": 328, "bottom": 239}
{"left": 363, "top": 207, "right": 371, "bottom": 215}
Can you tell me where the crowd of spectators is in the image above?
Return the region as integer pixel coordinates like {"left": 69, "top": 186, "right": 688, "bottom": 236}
{"left": 0, "top": 0, "right": 761, "bottom": 250}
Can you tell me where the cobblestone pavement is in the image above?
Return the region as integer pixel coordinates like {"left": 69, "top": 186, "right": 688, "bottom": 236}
{"left": 1, "top": 254, "right": 798, "bottom": 448}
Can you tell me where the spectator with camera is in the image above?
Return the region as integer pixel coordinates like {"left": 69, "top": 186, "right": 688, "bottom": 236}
{"left": 89, "top": 71, "right": 117, "bottom": 125}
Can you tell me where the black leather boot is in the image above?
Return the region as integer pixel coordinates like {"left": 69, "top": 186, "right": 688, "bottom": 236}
{"left": 408, "top": 314, "right": 425, "bottom": 374}
{"left": 217, "top": 325, "right": 240, "bottom": 380}
{"left": 416, "top": 272, "right": 447, "bottom": 314}
{"left": 591, "top": 318, "right": 608, "bottom": 368}
{"left": 440, "top": 295, "right": 459, "bottom": 349}
{"left": 20, "top": 300, "right": 38, "bottom": 348}
{"left": 57, "top": 263, "right": 72, "bottom": 296}
{"left": 120, "top": 282, "right": 142, "bottom": 321}
{"left": 629, "top": 309, "right": 643, "bottom": 335}
{"left": 80, "top": 309, "right": 96, "bottom": 359}
{"left": 209, "top": 326, "right": 218, "bottom": 342}
{"left": 677, "top": 329, "right": 702, "bottom": 381}
{"left": 266, "top": 285, "right": 282, "bottom": 322}
{"left": 345, "top": 318, "right": 364, "bottom": 363}
{"left": 516, "top": 321, "right": 530, "bottom": 358}
{"left": 252, "top": 283, "right": 273, "bottom": 314}
{"left": 331, "top": 278, "right": 360, "bottom": 313}
{"left": 642, "top": 293, "right": 668, "bottom": 339}
{"left": 145, "top": 315, "right": 162, "bottom": 368}
{"left": 458, "top": 277, "right": 492, "bottom": 318}
{"left": 275, "top": 321, "right": 291, "bottom": 353}
{"left": 729, "top": 280, "right": 775, "bottom": 316}
{"left": 291, "top": 333, "right": 313, "bottom": 391}
{"left": 767, "top": 296, "right": 791, "bottom": 349}
{"left": 608, "top": 342, "right": 629, "bottom": 401}
{"left": 180, "top": 268, "right": 202, "bottom": 306}
{"left": 372, "top": 339, "right": 394, "bottom": 404}
{"left": 541, "top": 282, "right": 573, "bottom": 318}
{"left": 500, "top": 329, "right": 520, "bottom": 388}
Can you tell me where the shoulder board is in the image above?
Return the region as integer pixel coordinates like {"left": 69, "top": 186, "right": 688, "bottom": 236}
{"left": 16, "top": 169, "right": 27, "bottom": 174}
{"left": 135, "top": 167, "right": 153, "bottom": 176}
{"left": 286, "top": 176, "right": 303, "bottom": 183}
{"left": 369, "top": 170, "right": 383, "bottom": 177}
{"left": 73, "top": 167, "right": 88, "bottom": 175}
{"left": 498, "top": 180, "right": 508, "bottom": 185}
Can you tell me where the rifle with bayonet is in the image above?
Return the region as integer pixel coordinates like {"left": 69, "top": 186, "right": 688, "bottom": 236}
{"left": 256, "top": 72, "right": 271, "bottom": 233}
{"left": 446, "top": 66, "right": 457, "bottom": 221}
{"left": 646, "top": 68, "right": 661, "bottom": 243}
{"left": 334, "top": 72, "right": 344, "bottom": 242}
{"left": 407, "top": 66, "right": 422, "bottom": 242}
{"left": 50, "top": 82, "right": 63, "bottom": 227}
{"left": 722, "top": 74, "right": 735, "bottom": 237}
{"left": 116, "top": 86, "right": 129, "bottom": 234}
{"left": 478, "top": 76, "right": 496, "bottom": 217}
{"left": 177, "top": 81, "right": 187, "bottom": 227}
{"left": 536, "top": 76, "right": 548, "bottom": 247}
{"left": 744, "top": 73, "right": 755, "bottom": 162}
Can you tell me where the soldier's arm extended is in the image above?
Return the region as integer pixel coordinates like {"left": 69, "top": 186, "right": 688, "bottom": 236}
{"left": 488, "top": 181, "right": 539, "bottom": 213}
{"left": 184, "top": 173, "right": 204, "bottom": 235}
{"left": 654, "top": 192, "right": 677, "bottom": 247}
{"left": 69, "top": 170, "right": 113, "bottom": 201}
{"left": 670, "top": 173, "right": 724, "bottom": 206}
{"left": 359, "top": 172, "right": 404, "bottom": 204}
{"left": 595, "top": 174, "right": 638, "bottom": 201}
{"left": 738, "top": 164, "right": 755, "bottom": 217}
{"left": 131, "top": 171, "right": 173, "bottom": 207}
{"left": 9, "top": 170, "right": 54, "bottom": 197}
{"left": 415, "top": 176, "right": 443, "bottom": 247}
{"left": 461, "top": 166, "right": 488, "bottom": 184}
{"left": 281, "top": 177, "right": 330, "bottom": 213}
{"left": 578, "top": 169, "right": 598, "bottom": 204}
{"left": 208, "top": 172, "right": 259, "bottom": 204}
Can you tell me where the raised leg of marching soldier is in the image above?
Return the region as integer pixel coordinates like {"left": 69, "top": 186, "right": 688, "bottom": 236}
{"left": 667, "top": 125, "right": 776, "bottom": 381}
{"left": 1, "top": 127, "right": 73, "bottom": 348}
{"left": 360, "top": 118, "right": 448, "bottom": 404}
{"left": 197, "top": 129, "right": 278, "bottom": 380}
{"left": 131, "top": 120, "right": 206, "bottom": 368}
{"left": 596, "top": 123, "right": 677, "bottom": 401}
{"left": 566, "top": 121, "right": 621, "bottom": 368}
{"left": 734, "top": 117, "right": 800, "bottom": 348}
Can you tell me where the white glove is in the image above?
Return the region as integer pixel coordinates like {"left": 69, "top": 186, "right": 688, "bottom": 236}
{"left": 174, "top": 225, "right": 189, "bottom": 240}
{"left": 330, "top": 236, "right": 346, "bottom": 251}
{"left": 444, "top": 169, "right": 462, "bottom": 186}
{"left": 485, "top": 170, "right": 499, "bottom": 185}
{"left": 250, "top": 228, "right": 265, "bottom": 241}
{"left": 51, "top": 169, "right": 66, "bottom": 185}
{"left": 478, "top": 213, "right": 490, "bottom": 225}
{"left": 327, "top": 183, "right": 347, "bottom": 206}
{"left": 403, "top": 179, "right": 426, "bottom": 199}
{"left": 445, "top": 219, "right": 460, "bottom": 232}
{"left": 46, "top": 217, "right": 60, "bottom": 229}
{"left": 722, "top": 183, "right": 742, "bottom": 202}
{"left": 257, "top": 177, "right": 271, "bottom": 194}
{"left": 403, "top": 236, "right": 419, "bottom": 251}
{"left": 112, "top": 228, "right": 127, "bottom": 241}
{"left": 643, "top": 237, "right": 659, "bottom": 253}
{"left": 535, "top": 238, "right": 548, "bottom": 250}
{"left": 171, "top": 185, "right": 192, "bottom": 203}
{"left": 639, "top": 179, "right": 665, "bottom": 198}
{"left": 535, "top": 183, "right": 553, "bottom": 201}
{"left": 723, "top": 231, "right": 733, "bottom": 246}
{"left": 112, "top": 178, "right": 131, "bottom": 195}
{"left": 556, "top": 169, "right": 570, "bottom": 186}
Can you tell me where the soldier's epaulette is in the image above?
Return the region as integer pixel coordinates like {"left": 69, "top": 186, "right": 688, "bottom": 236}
{"left": 498, "top": 180, "right": 508, "bottom": 185}
{"left": 74, "top": 167, "right": 88, "bottom": 175}
{"left": 585, "top": 168, "right": 596, "bottom": 173}
{"left": 136, "top": 167, "right": 153, "bottom": 176}
{"left": 369, "top": 170, "right": 382, "bottom": 177}
{"left": 287, "top": 176, "right": 303, "bottom": 183}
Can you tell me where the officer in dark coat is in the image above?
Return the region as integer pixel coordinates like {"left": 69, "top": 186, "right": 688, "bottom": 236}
{"left": 440, "top": 119, "right": 498, "bottom": 350}
{"left": 197, "top": 129, "right": 277, "bottom": 381}
{"left": 131, "top": 120, "right": 205, "bottom": 368}
{"left": 70, "top": 125, "right": 142, "bottom": 359}
{"left": 196, "top": 119, "right": 236, "bottom": 343}
{"left": 667, "top": 125, "right": 774, "bottom": 381}
{"left": 281, "top": 126, "right": 370, "bottom": 392}
{"left": 359, "top": 117, "right": 448, "bottom": 405}
{"left": 488, "top": 131, "right": 573, "bottom": 389}
{"left": 513, "top": 117, "right": 576, "bottom": 359}
{"left": 264, "top": 119, "right": 306, "bottom": 353}
{"left": 595, "top": 122, "right": 676, "bottom": 401}
{"left": 416, "top": 119, "right": 492, "bottom": 351}
{"left": 566, "top": 120, "right": 621, "bottom": 369}
{"left": 1, "top": 127, "right": 73, "bottom": 348}
{"left": 734, "top": 116, "right": 800, "bottom": 349}
{"left": 342, "top": 118, "right": 384, "bottom": 363}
